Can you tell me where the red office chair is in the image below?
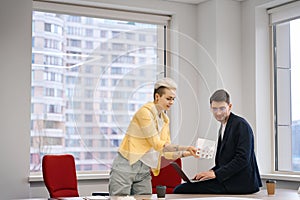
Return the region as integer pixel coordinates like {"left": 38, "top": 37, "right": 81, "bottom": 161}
{"left": 151, "top": 157, "right": 182, "bottom": 194}
{"left": 42, "top": 154, "right": 79, "bottom": 198}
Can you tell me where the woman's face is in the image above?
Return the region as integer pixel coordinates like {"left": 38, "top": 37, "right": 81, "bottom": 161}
{"left": 155, "top": 88, "right": 176, "bottom": 111}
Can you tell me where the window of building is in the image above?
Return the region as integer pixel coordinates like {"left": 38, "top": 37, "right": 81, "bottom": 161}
{"left": 269, "top": 1, "right": 300, "bottom": 172}
{"left": 31, "top": 0, "right": 170, "bottom": 175}
{"left": 99, "top": 115, "right": 108, "bottom": 123}
{"left": 86, "top": 29, "right": 93, "bottom": 37}
{"left": 85, "top": 41, "right": 93, "bottom": 49}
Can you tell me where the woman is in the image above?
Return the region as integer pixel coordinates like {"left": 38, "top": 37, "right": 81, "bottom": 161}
{"left": 109, "top": 77, "right": 198, "bottom": 196}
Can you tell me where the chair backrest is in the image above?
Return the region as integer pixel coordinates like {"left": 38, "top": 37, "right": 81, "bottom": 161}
{"left": 151, "top": 157, "right": 182, "bottom": 194}
{"left": 42, "top": 154, "right": 79, "bottom": 198}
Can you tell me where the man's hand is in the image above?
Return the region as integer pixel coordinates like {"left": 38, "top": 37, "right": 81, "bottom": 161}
{"left": 194, "top": 170, "right": 216, "bottom": 181}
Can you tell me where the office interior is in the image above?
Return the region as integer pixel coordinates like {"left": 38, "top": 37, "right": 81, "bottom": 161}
{"left": 0, "top": 0, "right": 299, "bottom": 199}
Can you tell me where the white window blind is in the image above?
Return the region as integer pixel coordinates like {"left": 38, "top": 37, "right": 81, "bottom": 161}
{"left": 268, "top": 1, "right": 300, "bottom": 25}
{"left": 33, "top": 0, "right": 171, "bottom": 26}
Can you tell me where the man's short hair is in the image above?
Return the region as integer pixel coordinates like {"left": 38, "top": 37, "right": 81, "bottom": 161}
{"left": 210, "top": 89, "right": 230, "bottom": 104}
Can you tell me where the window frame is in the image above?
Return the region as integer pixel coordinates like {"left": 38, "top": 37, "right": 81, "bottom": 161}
{"left": 269, "top": 1, "right": 300, "bottom": 174}
{"left": 30, "top": 0, "right": 171, "bottom": 181}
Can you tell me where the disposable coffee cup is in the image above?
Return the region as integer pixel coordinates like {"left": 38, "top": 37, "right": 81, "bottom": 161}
{"left": 156, "top": 185, "right": 166, "bottom": 198}
{"left": 266, "top": 179, "right": 276, "bottom": 195}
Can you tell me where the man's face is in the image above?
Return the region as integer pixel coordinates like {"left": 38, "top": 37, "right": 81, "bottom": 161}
{"left": 210, "top": 101, "right": 232, "bottom": 124}
{"left": 155, "top": 88, "right": 176, "bottom": 111}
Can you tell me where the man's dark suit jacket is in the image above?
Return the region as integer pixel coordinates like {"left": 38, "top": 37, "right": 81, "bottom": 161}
{"left": 212, "top": 112, "right": 262, "bottom": 194}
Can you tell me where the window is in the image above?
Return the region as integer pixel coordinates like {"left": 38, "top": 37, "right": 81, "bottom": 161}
{"left": 31, "top": 1, "right": 169, "bottom": 174}
{"left": 44, "top": 23, "right": 51, "bottom": 32}
{"left": 269, "top": 2, "right": 300, "bottom": 172}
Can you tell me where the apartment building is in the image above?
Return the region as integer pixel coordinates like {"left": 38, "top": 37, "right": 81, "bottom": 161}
{"left": 31, "top": 11, "right": 160, "bottom": 172}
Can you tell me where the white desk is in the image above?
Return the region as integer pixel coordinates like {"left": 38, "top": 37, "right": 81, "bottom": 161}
{"left": 14, "top": 189, "right": 300, "bottom": 200}
{"left": 114, "top": 189, "right": 300, "bottom": 200}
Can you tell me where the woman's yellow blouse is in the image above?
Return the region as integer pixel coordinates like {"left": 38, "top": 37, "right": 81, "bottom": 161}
{"left": 118, "top": 102, "right": 172, "bottom": 175}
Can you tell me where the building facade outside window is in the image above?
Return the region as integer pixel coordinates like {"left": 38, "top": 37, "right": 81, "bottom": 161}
{"left": 31, "top": 7, "right": 167, "bottom": 174}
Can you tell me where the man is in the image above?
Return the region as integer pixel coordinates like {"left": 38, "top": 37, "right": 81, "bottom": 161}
{"left": 109, "top": 77, "right": 198, "bottom": 196}
{"left": 173, "top": 89, "right": 262, "bottom": 194}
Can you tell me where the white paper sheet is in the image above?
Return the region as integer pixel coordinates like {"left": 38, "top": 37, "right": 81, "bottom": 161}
{"left": 196, "top": 138, "right": 216, "bottom": 159}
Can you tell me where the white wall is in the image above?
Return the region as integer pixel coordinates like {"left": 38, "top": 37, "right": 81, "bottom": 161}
{"left": 0, "top": 0, "right": 32, "bottom": 199}
{"left": 180, "top": 0, "right": 244, "bottom": 178}
{"left": 0, "top": 0, "right": 299, "bottom": 199}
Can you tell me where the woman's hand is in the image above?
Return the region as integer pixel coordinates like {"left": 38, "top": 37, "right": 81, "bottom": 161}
{"left": 185, "top": 146, "right": 200, "bottom": 158}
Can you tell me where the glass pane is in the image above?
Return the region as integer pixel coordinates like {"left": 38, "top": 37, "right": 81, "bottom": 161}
{"left": 290, "top": 19, "right": 300, "bottom": 171}
{"left": 31, "top": 11, "right": 165, "bottom": 173}
{"left": 275, "top": 18, "right": 300, "bottom": 172}
{"left": 277, "top": 68, "right": 291, "bottom": 125}
{"left": 278, "top": 126, "right": 292, "bottom": 171}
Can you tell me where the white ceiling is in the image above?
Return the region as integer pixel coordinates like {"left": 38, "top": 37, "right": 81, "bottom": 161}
{"left": 166, "top": 0, "right": 208, "bottom": 4}
{"left": 164, "top": 0, "right": 245, "bottom": 5}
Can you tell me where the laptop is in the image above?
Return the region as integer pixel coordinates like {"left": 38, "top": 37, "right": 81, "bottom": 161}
{"left": 170, "top": 162, "right": 202, "bottom": 183}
